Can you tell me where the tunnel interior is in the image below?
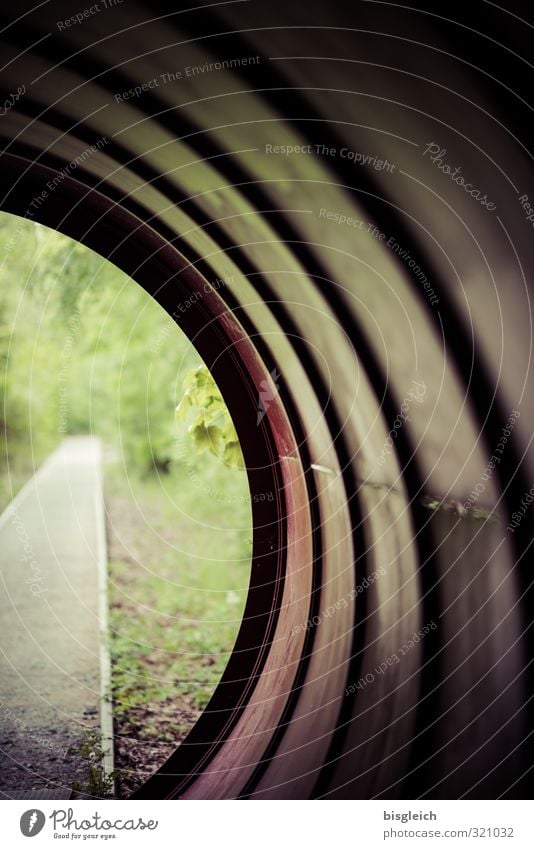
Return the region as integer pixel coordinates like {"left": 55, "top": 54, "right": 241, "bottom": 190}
{"left": 0, "top": 0, "right": 532, "bottom": 799}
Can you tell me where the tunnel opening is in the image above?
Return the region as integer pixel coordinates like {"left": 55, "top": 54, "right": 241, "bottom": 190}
{"left": 0, "top": 201, "right": 293, "bottom": 799}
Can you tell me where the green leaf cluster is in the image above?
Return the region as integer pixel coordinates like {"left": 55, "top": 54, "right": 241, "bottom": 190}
{"left": 176, "top": 366, "right": 244, "bottom": 469}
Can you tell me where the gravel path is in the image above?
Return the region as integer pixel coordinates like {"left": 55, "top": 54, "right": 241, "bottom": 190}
{"left": 0, "top": 437, "right": 108, "bottom": 798}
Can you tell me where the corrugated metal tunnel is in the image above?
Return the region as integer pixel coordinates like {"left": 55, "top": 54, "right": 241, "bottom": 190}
{"left": 0, "top": 0, "right": 532, "bottom": 799}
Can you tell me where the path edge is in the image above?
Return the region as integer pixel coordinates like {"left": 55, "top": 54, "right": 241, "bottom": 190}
{"left": 94, "top": 439, "right": 115, "bottom": 793}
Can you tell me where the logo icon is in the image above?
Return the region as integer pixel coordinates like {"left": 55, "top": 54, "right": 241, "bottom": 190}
{"left": 20, "top": 809, "right": 46, "bottom": 837}
{"left": 257, "top": 369, "right": 280, "bottom": 425}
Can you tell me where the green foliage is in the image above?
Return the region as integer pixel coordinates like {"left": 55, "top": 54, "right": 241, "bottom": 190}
{"left": 176, "top": 366, "right": 244, "bottom": 469}
{"left": 106, "top": 460, "right": 251, "bottom": 771}
{"left": 0, "top": 210, "right": 214, "bottom": 503}
{"left": 70, "top": 731, "right": 116, "bottom": 799}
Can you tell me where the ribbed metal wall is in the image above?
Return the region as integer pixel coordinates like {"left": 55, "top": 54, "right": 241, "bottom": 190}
{"left": 0, "top": 0, "right": 532, "bottom": 799}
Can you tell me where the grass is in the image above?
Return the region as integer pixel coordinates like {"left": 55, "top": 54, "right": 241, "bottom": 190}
{"left": 104, "top": 450, "right": 252, "bottom": 795}
{"left": 70, "top": 731, "right": 116, "bottom": 800}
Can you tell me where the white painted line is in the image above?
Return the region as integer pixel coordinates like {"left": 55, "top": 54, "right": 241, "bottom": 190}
{"left": 93, "top": 438, "right": 115, "bottom": 790}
